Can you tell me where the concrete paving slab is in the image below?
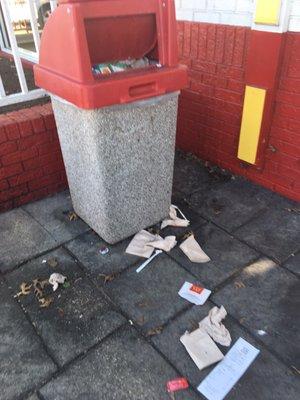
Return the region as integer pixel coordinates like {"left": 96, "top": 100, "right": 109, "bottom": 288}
{"left": 0, "top": 279, "right": 56, "bottom": 400}
{"left": 65, "top": 231, "right": 140, "bottom": 285}
{"left": 151, "top": 302, "right": 300, "bottom": 399}
{"left": 169, "top": 223, "right": 258, "bottom": 288}
{"left": 172, "top": 151, "right": 215, "bottom": 197}
{"left": 283, "top": 252, "right": 300, "bottom": 276}
{"left": 0, "top": 208, "right": 57, "bottom": 273}
{"left": 39, "top": 326, "right": 199, "bottom": 400}
{"left": 212, "top": 258, "right": 300, "bottom": 370}
{"left": 23, "top": 191, "right": 90, "bottom": 243}
{"left": 6, "top": 248, "right": 125, "bottom": 366}
{"left": 102, "top": 253, "right": 199, "bottom": 332}
{"left": 234, "top": 208, "right": 300, "bottom": 262}
{"left": 188, "top": 178, "right": 270, "bottom": 232}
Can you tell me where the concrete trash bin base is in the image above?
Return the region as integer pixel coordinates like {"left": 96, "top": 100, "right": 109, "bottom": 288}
{"left": 51, "top": 92, "right": 179, "bottom": 244}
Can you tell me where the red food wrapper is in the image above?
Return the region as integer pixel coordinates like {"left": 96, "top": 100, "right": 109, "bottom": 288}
{"left": 167, "top": 377, "right": 189, "bottom": 393}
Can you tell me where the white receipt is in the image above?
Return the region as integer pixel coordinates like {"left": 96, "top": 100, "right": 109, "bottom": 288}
{"left": 198, "top": 337, "right": 260, "bottom": 400}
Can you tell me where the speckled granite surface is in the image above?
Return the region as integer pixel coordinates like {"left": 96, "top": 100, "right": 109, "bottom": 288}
{"left": 51, "top": 93, "right": 179, "bottom": 243}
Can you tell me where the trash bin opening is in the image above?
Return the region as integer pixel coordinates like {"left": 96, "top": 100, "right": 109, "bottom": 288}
{"left": 84, "top": 14, "right": 160, "bottom": 77}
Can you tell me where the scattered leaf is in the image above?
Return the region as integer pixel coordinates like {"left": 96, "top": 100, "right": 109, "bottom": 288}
{"left": 146, "top": 326, "right": 163, "bottom": 337}
{"left": 39, "top": 297, "right": 53, "bottom": 308}
{"left": 136, "top": 316, "right": 145, "bottom": 326}
{"left": 99, "top": 272, "right": 119, "bottom": 284}
{"left": 57, "top": 307, "right": 64, "bottom": 317}
{"left": 68, "top": 211, "right": 78, "bottom": 221}
{"left": 285, "top": 207, "right": 300, "bottom": 215}
{"left": 33, "top": 279, "right": 44, "bottom": 298}
{"left": 47, "top": 258, "right": 58, "bottom": 268}
{"left": 14, "top": 282, "right": 32, "bottom": 298}
{"left": 234, "top": 281, "right": 245, "bottom": 289}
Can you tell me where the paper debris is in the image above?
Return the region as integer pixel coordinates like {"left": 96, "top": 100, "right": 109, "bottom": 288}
{"left": 257, "top": 330, "right": 267, "bottom": 336}
{"left": 136, "top": 249, "right": 162, "bottom": 273}
{"left": 49, "top": 273, "right": 67, "bottom": 291}
{"left": 126, "top": 230, "right": 161, "bottom": 258}
{"left": 166, "top": 377, "right": 189, "bottom": 393}
{"left": 147, "top": 235, "right": 177, "bottom": 252}
{"left": 197, "top": 338, "right": 260, "bottom": 400}
{"left": 199, "top": 306, "right": 231, "bottom": 347}
{"left": 178, "top": 282, "right": 211, "bottom": 305}
{"left": 180, "top": 328, "right": 224, "bottom": 371}
{"left": 161, "top": 205, "right": 190, "bottom": 229}
{"left": 179, "top": 234, "right": 210, "bottom": 263}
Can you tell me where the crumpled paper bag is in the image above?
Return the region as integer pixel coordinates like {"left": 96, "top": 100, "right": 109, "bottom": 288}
{"left": 49, "top": 273, "right": 67, "bottom": 292}
{"left": 125, "top": 230, "right": 162, "bottom": 258}
{"left": 147, "top": 235, "right": 177, "bottom": 252}
{"left": 199, "top": 305, "right": 232, "bottom": 347}
{"left": 179, "top": 234, "right": 210, "bottom": 263}
{"left": 161, "top": 205, "right": 190, "bottom": 229}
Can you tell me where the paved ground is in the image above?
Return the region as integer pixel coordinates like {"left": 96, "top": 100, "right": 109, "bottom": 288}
{"left": 0, "top": 150, "right": 299, "bottom": 400}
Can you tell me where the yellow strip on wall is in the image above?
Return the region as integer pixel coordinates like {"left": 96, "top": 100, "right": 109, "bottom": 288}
{"left": 238, "top": 86, "right": 266, "bottom": 165}
{"left": 255, "top": 0, "right": 282, "bottom": 25}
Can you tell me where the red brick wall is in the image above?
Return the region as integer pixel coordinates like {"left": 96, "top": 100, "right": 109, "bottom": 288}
{"left": 0, "top": 103, "right": 67, "bottom": 212}
{"left": 176, "top": 21, "right": 300, "bottom": 202}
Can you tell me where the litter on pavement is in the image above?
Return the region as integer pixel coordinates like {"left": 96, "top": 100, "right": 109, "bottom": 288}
{"left": 180, "top": 328, "right": 224, "bottom": 371}
{"left": 179, "top": 234, "right": 211, "bottom": 263}
{"left": 125, "top": 229, "right": 161, "bottom": 258}
{"left": 99, "top": 246, "right": 109, "bottom": 255}
{"left": 136, "top": 249, "right": 163, "bottom": 273}
{"left": 49, "top": 273, "right": 67, "bottom": 292}
{"left": 197, "top": 338, "right": 260, "bottom": 400}
{"left": 147, "top": 235, "right": 177, "bottom": 252}
{"left": 166, "top": 377, "right": 189, "bottom": 393}
{"left": 161, "top": 205, "right": 190, "bottom": 229}
{"left": 199, "top": 306, "right": 232, "bottom": 347}
{"left": 178, "top": 281, "right": 211, "bottom": 305}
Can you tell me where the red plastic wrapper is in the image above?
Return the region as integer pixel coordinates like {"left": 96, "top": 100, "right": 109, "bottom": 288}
{"left": 166, "top": 377, "right": 189, "bottom": 393}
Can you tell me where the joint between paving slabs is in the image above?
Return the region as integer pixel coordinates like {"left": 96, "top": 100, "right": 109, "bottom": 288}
{"left": 1, "top": 229, "right": 91, "bottom": 278}
{"left": 209, "top": 297, "right": 298, "bottom": 374}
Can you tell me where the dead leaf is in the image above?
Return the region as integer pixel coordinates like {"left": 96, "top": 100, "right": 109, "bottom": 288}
{"left": 47, "top": 258, "right": 58, "bottom": 268}
{"left": 33, "top": 279, "right": 44, "bottom": 298}
{"left": 39, "top": 297, "right": 53, "bottom": 308}
{"left": 99, "top": 273, "right": 119, "bottom": 284}
{"left": 234, "top": 281, "right": 245, "bottom": 289}
{"left": 239, "top": 317, "right": 245, "bottom": 324}
{"left": 136, "top": 316, "right": 145, "bottom": 326}
{"left": 14, "top": 282, "right": 32, "bottom": 298}
{"left": 68, "top": 211, "right": 78, "bottom": 221}
{"left": 146, "top": 326, "right": 163, "bottom": 337}
{"left": 40, "top": 279, "right": 49, "bottom": 289}
{"left": 57, "top": 307, "right": 64, "bottom": 317}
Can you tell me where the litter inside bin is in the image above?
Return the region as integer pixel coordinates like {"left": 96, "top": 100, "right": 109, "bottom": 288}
{"left": 92, "top": 57, "right": 161, "bottom": 75}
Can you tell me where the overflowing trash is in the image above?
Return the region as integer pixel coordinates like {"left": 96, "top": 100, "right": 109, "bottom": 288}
{"left": 178, "top": 282, "right": 211, "bottom": 305}
{"left": 179, "top": 233, "right": 211, "bottom": 263}
{"left": 92, "top": 57, "right": 161, "bottom": 76}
